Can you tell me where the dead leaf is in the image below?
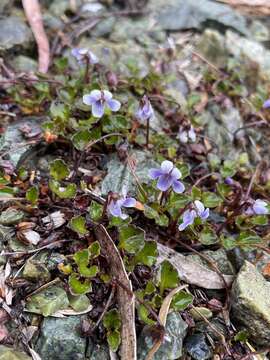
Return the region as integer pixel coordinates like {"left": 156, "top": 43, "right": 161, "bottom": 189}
{"left": 216, "top": 0, "right": 270, "bottom": 15}
{"left": 157, "top": 244, "right": 233, "bottom": 289}
{"left": 95, "top": 224, "right": 136, "bottom": 360}
{"left": 51, "top": 304, "right": 93, "bottom": 317}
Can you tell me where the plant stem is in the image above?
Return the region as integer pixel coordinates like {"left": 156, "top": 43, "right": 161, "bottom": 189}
{"left": 146, "top": 117, "right": 150, "bottom": 147}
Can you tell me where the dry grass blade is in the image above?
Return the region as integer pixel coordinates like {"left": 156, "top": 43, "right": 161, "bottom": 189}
{"left": 157, "top": 244, "right": 233, "bottom": 289}
{"left": 22, "top": 0, "right": 50, "bottom": 73}
{"left": 94, "top": 224, "right": 136, "bottom": 360}
{"left": 146, "top": 285, "right": 188, "bottom": 360}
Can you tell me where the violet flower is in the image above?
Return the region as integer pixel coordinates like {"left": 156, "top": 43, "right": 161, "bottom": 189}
{"left": 149, "top": 160, "right": 185, "bottom": 193}
{"left": 71, "top": 48, "right": 98, "bottom": 65}
{"left": 178, "top": 126, "right": 196, "bottom": 144}
{"left": 179, "top": 200, "right": 209, "bottom": 231}
{"left": 83, "top": 90, "right": 121, "bottom": 118}
{"left": 224, "top": 177, "right": 234, "bottom": 186}
{"left": 245, "top": 199, "right": 268, "bottom": 216}
{"left": 136, "top": 95, "right": 154, "bottom": 122}
{"left": 262, "top": 99, "right": 270, "bottom": 109}
{"left": 108, "top": 187, "right": 136, "bottom": 220}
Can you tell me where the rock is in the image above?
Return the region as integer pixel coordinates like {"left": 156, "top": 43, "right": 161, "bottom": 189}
{"left": 150, "top": 0, "right": 248, "bottom": 34}
{"left": 35, "top": 316, "right": 87, "bottom": 360}
{"left": 22, "top": 259, "right": 51, "bottom": 282}
{"left": 49, "top": 0, "right": 82, "bottom": 16}
{"left": 196, "top": 317, "right": 228, "bottom": 341}
{"left": 0, "top": 208, "right": 24, "bottom": 225}
{"left": 137, "top": 312, "right": 188, "bottom": 360}
{"left": 187, "top": 248, "right": 235, "bottom": 275}
{"left": 88, "top": 344, "right": 110, "bottom": 360}
{"left": 0, "top": 17, "right": 32, "bottom": 50}
{"left": 185, "top": 333, "right": 212, "bottom": 360}
{"left": 43, "top": 12, "right": 64, "bottom": 30}
{"left": 197, "top": 29, "right": 228, "bottom": 68}
{"left": 225, "top": 30, "right": 270, "bottom": 80}
{"left": 0, "top": 345, "right": 31, "bottom": 360}
{"left": 0, "top": 117, "right": 42, "bottom": 167}
{"left": 91, "top": 17, "right": 116, "bottom": 38}
{"left": 10, "top": 55, "right": 38, "bottom": 73}
{"left": 231, "top": 261, "right": 270, "bottom": 345}
{"left": 25, "top": 285, "right": 69, "bottom": 317}
{"left": 101, "top": 150, "right": 158, "bottom": 195}
{"left": 250, "top": 20, "right": 270, "bottom": 42}
{"left": 0, "top": 0, "right": 10, "bottom": 14}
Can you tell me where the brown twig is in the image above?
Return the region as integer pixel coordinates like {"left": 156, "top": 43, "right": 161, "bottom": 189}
{"left": 91, "top": 286, "right": 116, "bottom": 333}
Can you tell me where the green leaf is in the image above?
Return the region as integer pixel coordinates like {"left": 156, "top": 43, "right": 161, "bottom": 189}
{"left": 234, "top": 330, "right": 249, "bottom": 342}
{"left": 73, "top": 249, "right": 98, "bottom": 277}
{"left": 26, "top": 186, "right": 39, "bottom": 205}
{"left": 236, "top": 231, "right": 262, "bottom": 249}
{"left": 89, "top": 201, "right": 103, "bottom": 222}
{"left": 202, "top": 192, "right": 222, "bottom": 208}
{"left": 221, "top": 235, "right": 236, "bottom": 250}
{"left": 49, "top": 180, "right": 76, "bottom": 199}
{"left": 199, "top": 226, "right": 218, "bottom": 245}
{"left": 69, "top": 273, "right": 92, "bottom": 295}
{"left": 119, "top": 225, "right": 145, "bottom": 254}
{"left": 159, "top": 260, "right": 179, "bottom": 295}
{"left": 107, "top": 330, "right": 121, "bottom": 352}
{"left": 145, "top": 281, "right": 156, "bottom": 295}
{"left": 72, "top": 129, "right": 92, "bottom": 151}
{"left": 50, "top": 101, "right": 70, "bottom": 120}
{"left": 166, "top": 193, "right": 190, "bottom": 218}
{"left": 171, "top": 291, "right": 193, "bottom": 311}
{"left": 50, "top": 159, "right": 69, "bottom": 181}
{"left": 89, "top": 241, "right": 100, "bottom": 258}
{"left": 134, "top": 241, "right": 158, "bottom": 267}
{"left": 138, "top": 305, "right": 156, "bottom": 325}
{"left": 191, "top": 186, "right": 201, "bottom": 200}
{"left": 177, "top": 163, "right": 190, "bottom": 179}
{"left": 103, "top": 309, "right": 121, "bottom": 330}
{"left": 217, "top": 183, "right": 231, "bottom": 198}
{"left": 250, "top": 215, "right": 268, "bottom": 226}
{"left": 144, "top": 205, "right": 169, "bottom": 227}
{"left": 69, "top": 216, "right": 88, "bottom": 235}
{"left": 220, "top": 160, "right": 237, "bottom": 178}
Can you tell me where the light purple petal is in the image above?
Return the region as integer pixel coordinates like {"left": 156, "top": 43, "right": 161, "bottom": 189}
{"left": 171, "top": 167, "right": 181, "bottom": 180}
{"left": 157, "top": 175, "right": 173, "bottom": 192}
{"left": 200, "top": 208, "right": 209, "bottom": 220}
{"left": 253, "top": 200, "right": 268, "bottom": 215}
{"left": 161, "top": 160, "right": 174, "bottom": 174}
{"left": 108, "top": 201, "right": 122, "bottom": 217}
{"left": 122, "top": 197, "right": 136, "bottom": 208}
{"left": 188, "top": 127, "right": 196, "bottom": 142}
{"left": 178, "top": 130, "right": 188, "bottom": 143}
{"left": 149, "top": 168, "right": 163, "bottom": 180}
{"left": 103, "top": 90, "right": 113, "bottom": 101}
{"left": 83, "top": 90, "right": 101, "bottom": 105}
{"left": 107, "top": 99, "right": 121, "bottom": 112}
{"left": 194, "top": 200, "right": 205, "bottom": 215}
{"left": 263, "top": 99, "right": 270, "bottom": 109}
{"left": 245, "top": 206, "right": 254, "bottom": 216}
{"left": 92, "top": 101, "right": 105, "bottom": 118}
{"left": 179, "top": 210, "right": 196, "bottom": 231}
{"left": 120, "top": 213, "right": 128, "bottom": 220}
{"left": 88, "top": 51, "right": 99, "bottom": 64}
{"left": 172, "top": 180, "right": 185, "bottom": 194}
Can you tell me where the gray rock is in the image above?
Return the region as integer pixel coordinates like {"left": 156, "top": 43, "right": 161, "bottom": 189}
{"left": 35, "top": 316, "right": 87, "bottom": 360}
{"left": 185, "top": 333, "right": 212, "bottom": 360}
{"left": 101, "top": 150, "right": 158, "bottom": 195}
{"left": 88, "top": 344, "right": 110, "bottom": 360}
{"left": 0, "top": 117, "right": 42, "bottom": 167}
{"left": 23, "top": 259, "right": 51, "bottom": 282}
{"left": 0, "top": 0, "right": 10, "bottom": 14}
{"left": 231, "top": 261, "right": 270, "bottom": 345}
{"left": 10, "top": 55, "right": 38, "bottom": 73}
{"left": 0, "top": 17, "right": 32, "bottom": 50}
{"left": 150, "top": 0, "right": 248, "bottom": 34}
{"left": 91, "top": 17, "right": 116, "bottom": 38}
{"left": 188, "top": 248, "right": 235, "bottom": 275}
{"left": 225, "top": 30, "right": 270, "bottom": 80}
{"left": 0, "top": 345, "right": 31, "bottom": 359}
{"left": 137, "top": 312, "right": 188, "bottom": 360}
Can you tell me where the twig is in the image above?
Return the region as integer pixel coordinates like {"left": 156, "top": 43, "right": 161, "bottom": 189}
{"left": 85, "top": 133, "right": 123, "bottom": 151}
{"left": 91, "top": 286, "right": 115, "bottom": 332}
{"left": 22, "top": 0, "right": 50, "bottom": 73}
{"left": 244, "top": 163, "right": 260, "bottom": 200}
{"left": 239, "top": 347, "right": 270, "bottom": 360}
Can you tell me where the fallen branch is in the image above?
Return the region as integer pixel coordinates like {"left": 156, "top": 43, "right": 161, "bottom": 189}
{"left": 22, "top": 0, "right": 50, "bottom": 73}
{"left": 94, "top": 224, "right": 136, "bottom": 360}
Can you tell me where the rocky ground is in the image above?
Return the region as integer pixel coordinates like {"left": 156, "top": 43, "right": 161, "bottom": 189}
{"left": 1, "top": 0, "right": 270, "bottom": 359}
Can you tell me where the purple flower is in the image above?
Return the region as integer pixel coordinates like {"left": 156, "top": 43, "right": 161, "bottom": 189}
{"left": 245, "top": 199, "right": 268, "bottom": 216}
{"left": 224, "top": 177, "right": 234, "bottom": 186}
{"left": 262, "top": 99, "right": 270, "bottom": 109}
{"left": 149, "top": 160, "right": 185, "bottom": 193}
{"left": 83, "top": 90, "right": 121, "bottom": 118}
{"left": 177, "top": 126, "right": 196, "bottom": 143}
{"left": 179, "top": 200, "right": 209, "bottom": 231}
{"left": 108, "top": 187, "right": 136, "bottom": 220}
{"left": 136, "top": 95, "right": 154, "bottom": 122}
{"left": 71, "top": 48, "right": 98, "bottom": 65}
